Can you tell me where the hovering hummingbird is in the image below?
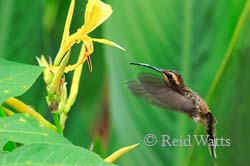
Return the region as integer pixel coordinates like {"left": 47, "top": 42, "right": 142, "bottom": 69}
{"left": 127, "top": 62, "right": 217, "bottom": 159}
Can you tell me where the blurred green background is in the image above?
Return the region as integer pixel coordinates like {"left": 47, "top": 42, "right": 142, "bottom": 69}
{"left": 0, "top": 0, "right": 250, "bottom": 165}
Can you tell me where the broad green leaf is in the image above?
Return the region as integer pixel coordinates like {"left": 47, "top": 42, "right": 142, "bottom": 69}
{"left": 0, "top": 114, "right": 113, "bottom": 166}
{"left": 0, "top": 58, "right": 42, "bottom": 104}
{"left": 188, "top": 4, "right": 250, "bottom": 165}
{"left": 104, "top": 0, "right": 250, "bottom": 165}
{"left": 0, "top": 114, "right": 70, "bottom": 149}
{"left": 0, "top": 144, "right": 112, "bottom": 166}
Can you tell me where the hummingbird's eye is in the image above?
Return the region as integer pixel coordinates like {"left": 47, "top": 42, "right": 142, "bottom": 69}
{"left": 166, "top": 73, "right": 174, "bottom": 80}
{"left": 165, "top": 72, "right": 180, "bottom": 87}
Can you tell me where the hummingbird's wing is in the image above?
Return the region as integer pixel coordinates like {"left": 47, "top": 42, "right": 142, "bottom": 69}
{"left": 127, "top": 73, "right": 194, "bottom": 113}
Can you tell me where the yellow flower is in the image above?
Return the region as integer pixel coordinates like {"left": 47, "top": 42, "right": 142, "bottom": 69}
{"left": 38, "top": 0, "right": 125, "bottom": 131}
{"left": 81, "top": 0, "right": 113, "bottom": 35}
{"left": 56, "top": 0, "right": 125, "bottom": 72}
{"left": 80, "top": 0, "right": 124, "bottom": 51}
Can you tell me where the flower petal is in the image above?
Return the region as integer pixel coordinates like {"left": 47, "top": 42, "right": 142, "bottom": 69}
{"left": 82, "top": 0, "right": 112, "bottom": 34}
{"left": 64, "top": 45, "right": 86, "bottom": 114}
{"left": 92, "top": 38, "right": 125, "bottom": 51}
{"left": 64, "top": 44, "right": 88, "bottom": 73}
{"left": 104, "top": 143, "right": 139, "bottom": 163}
{"left": 61, "top": 0, "right": 75, "bottom": 45}
{"left": 64, "top": 36, "right": 94, "bottom": 73}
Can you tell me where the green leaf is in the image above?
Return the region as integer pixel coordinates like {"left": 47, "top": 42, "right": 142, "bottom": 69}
{"left": 104, "top": 0, "right": 250, "bottom": 165}
{"left": 0, "top": 114, "right": 113, "bottom": 166}
{"left": 0, "top": 114, "right": 70, "bottom": 149}
{"left": 188, "top": 3, "right": 250, "bottom": 165}
{"left": 0, "top": 144, "right": 112, "bottom": 166}
{"left": 0, "top": 58, "right": 42, "bottom": 104}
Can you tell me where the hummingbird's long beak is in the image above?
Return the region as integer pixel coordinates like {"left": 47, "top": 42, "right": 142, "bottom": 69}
{"left": 129, "top": 62, "right": 164, "bottom": 73}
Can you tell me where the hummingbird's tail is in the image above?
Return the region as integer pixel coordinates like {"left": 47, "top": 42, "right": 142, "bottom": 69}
{"left": 205, "top": 112, "right": 217, "bottom": 159}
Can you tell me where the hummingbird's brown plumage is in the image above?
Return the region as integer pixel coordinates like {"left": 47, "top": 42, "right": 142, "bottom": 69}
{"left": 127, "top": 62, "right": 217, "bottom": 159}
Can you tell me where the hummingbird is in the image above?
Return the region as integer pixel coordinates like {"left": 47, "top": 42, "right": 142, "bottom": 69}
{"left": 127, "top": 62, "right": 217, "bottom": 159}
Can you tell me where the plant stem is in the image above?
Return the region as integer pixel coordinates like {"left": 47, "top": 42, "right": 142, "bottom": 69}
{"left": 52, "top": 113, "right": 63, "bottom": 135}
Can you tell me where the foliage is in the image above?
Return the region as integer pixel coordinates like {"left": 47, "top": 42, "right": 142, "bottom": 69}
{"left": 0, "top": 114, "right": 112, "bottom": 166}
{"left": 0, "top": 59, "right": 42, "bottom": 104}
{"left": 104, "top": 0, "right": 250, "bottom": 165}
